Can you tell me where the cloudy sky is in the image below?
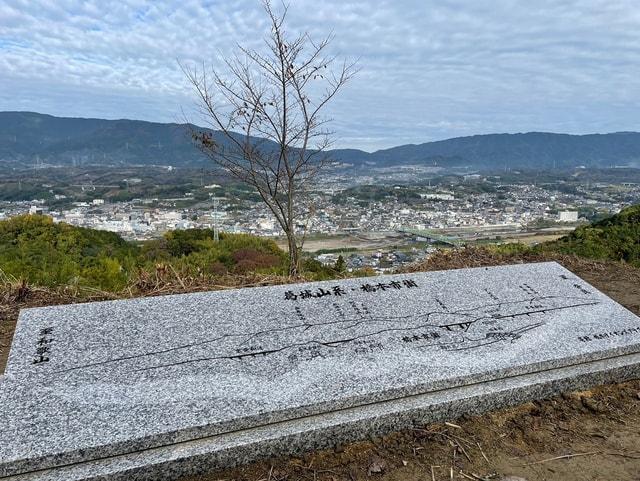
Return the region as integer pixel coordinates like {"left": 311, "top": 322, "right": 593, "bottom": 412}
{"left": 1, "top": 0, "right": 639, "bottom": 151}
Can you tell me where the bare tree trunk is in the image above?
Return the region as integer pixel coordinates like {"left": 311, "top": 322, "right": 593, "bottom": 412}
{"left": 286, "top": 175, "right": 298, "bottom": 275}
{"left": 286, "top": 230, "right": 299, "bottom": 276}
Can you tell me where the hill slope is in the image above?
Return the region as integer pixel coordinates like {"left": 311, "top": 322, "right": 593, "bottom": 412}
{"left": 0, "top": 111, "right": 280, "bottom": 167}
{"left": 0, "top": 111, "right": 202, "bottom": 166}
{"left": 542, "top": 204, "right": 640, "bottom": 266}
{"left": 369, "top": 132, "right": 640, "bottom": 169}
{"left": 2, "top": 220, "right": 640, "bottom": 481}
{"left": 2, "top": 111, "right": 640, "bottom": 169}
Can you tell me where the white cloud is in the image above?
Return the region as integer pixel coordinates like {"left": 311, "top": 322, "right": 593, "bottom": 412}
{"left": 1, "top": 0, "right": 640, "bottom": 150}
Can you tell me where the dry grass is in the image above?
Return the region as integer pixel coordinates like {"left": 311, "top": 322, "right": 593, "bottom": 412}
{"left": 402, "top": 245, "right": 639, "bottom": 279}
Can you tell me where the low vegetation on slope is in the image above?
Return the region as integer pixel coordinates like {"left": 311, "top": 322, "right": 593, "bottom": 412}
{"left": 541, "top": 203, "right": 640, "bottom": 266}
{"left": 0, "top": 215, "right": 138, "bottom": 290}
{"left": 0, "top": 215, "right": 292, "bottom": 291}
{"left": 485, "top": 204, "right": 640, "bottom": 267}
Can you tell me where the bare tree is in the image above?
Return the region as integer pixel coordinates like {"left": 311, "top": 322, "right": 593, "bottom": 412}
{"left": 183, "top": 1, "right": 356, "bottom": 276}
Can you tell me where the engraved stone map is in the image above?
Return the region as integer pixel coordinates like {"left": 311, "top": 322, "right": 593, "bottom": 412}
{"left": 7, "top": 262, "right": 637, "bottom": 384}
{"left": 2, "top": 262, "right": 640, "bottom": 481}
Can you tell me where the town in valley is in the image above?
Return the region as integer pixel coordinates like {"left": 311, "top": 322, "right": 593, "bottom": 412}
{"left": 1, "top": 162, "right": 638, "bottom": 272}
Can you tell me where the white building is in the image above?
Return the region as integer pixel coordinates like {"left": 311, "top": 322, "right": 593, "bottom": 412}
{"left": 558, "top": 211, "right": 578, "bottom": 222}
{"left": 420, "top": 193, "right": 455, "bottom": 201}
{"left": 29, "top": 206, "right": 45, "bottom": 215}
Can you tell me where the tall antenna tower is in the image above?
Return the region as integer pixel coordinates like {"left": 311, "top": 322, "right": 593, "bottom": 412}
{"left": 213, "top": 197, "right": 220, "bottom": 242}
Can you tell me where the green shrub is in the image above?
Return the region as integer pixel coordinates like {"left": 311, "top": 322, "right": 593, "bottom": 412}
{"left": 0, "top": 216, "right": 289, "bottom": 291}
{"left": 0, "top": 215, "right": 138, "bottom": 290}
{"left": 484, "top": 204, "right": 640, "bottom": 267}
{"left": 542, "top": 204, "right": 640, "bottom": 266}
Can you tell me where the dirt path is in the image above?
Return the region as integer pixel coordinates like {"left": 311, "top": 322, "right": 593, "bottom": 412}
{"left": 276, "top": 232, "right": 408, "bottom": 252}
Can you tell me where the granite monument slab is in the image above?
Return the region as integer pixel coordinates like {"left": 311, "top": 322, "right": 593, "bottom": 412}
{"left": 1, "top": 261, "right": 640, "bottom": 480}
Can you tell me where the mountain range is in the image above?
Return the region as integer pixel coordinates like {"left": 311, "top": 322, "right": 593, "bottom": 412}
{"left": 1, "top": 111, "right": 640, "bottom": 171}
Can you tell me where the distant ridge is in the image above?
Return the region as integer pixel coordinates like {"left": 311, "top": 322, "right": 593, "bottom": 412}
{"left": 1, "top": 111, "right": 639, "bottom": 170}
{"left": 366, "top": 131, "right": 640, "bottom": 170}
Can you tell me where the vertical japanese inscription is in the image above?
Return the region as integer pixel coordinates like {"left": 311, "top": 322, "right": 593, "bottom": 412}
{"left": 33, "top": 327, "right": 54, "bottom": 365}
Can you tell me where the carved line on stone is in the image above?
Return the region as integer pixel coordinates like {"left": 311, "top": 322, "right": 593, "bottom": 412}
{"left": 46, "top": 294, "right": 599, "bottom": 377}
{"left": 130, "top": 298, "right": 600, "bottom": 374}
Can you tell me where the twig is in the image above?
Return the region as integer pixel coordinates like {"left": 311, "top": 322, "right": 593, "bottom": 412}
{"left": 520, "top": 451, "right": 600, "bottom": 466}
{"left": 603, "top": 451, "right": 640, "bottom": 459}
{"left": 294, "top": 464, "right": 340, "bottom": 476}
{"left": 477, "top": 442, "right": 490, "bottom": 463}
{"left": 460, "top": 472, "right": 489, "bottom": 481}
{"left": 449, "top": 433, "right": 475, "bottom": 449}
{"left": 452, "top": 438, "right": 472, "bottom": 462}
{"left": 470, "top": 473, "right": 490, "bottom": 481}
{"left": 168, "top": 264, "right": 186, "bottom": 290}
{"left": 437, "top": 431, "right": 474, "bottom": 462}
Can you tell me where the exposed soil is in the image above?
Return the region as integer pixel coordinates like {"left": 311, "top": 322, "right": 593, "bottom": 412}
{"left": 1, "top": 249, "right": 639, "bottom": 480}
{"left": 181, "top": 380, "right": 640, "bottom": 481}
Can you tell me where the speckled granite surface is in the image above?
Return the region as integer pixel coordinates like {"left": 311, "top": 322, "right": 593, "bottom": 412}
{"left": 2, "top": 262, "right": 640, "bottom": 480}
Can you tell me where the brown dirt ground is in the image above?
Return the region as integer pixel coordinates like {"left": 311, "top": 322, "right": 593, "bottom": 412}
{"left": 1, "top": 249, "right": 639, "bottom": 481}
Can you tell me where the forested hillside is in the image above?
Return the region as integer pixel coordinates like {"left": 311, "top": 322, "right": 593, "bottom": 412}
{"left": 0, "top": 215, "right": 288, "bottom": 291}
{"left": 2, "top": 112, "right": 640, "bottom": 170}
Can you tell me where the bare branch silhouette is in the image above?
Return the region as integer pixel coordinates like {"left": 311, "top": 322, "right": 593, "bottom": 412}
{"left": 182, "top": 0, "right": 356, "bottom": 275}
